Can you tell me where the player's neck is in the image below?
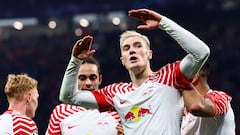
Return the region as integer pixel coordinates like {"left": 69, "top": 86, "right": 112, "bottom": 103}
{"left": 129, "top": 67, "right": 152, "bottom": 88}
{"left": 8, "top": 101, "right": 27, "bottom": 116}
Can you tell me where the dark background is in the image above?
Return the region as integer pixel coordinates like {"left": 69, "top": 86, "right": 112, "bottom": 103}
{"left": 0, "top": 0, "right": 239, "bottom": 134}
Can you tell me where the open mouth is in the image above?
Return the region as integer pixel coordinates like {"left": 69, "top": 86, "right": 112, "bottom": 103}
{"left": 129, "top": 56, "right": 138, "bottom": 62}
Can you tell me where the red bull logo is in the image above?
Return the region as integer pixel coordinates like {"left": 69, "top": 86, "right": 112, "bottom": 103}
{"left": 124, "top": 106, "right": 152, "bottom": 122}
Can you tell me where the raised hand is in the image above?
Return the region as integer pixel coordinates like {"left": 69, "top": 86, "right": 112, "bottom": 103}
{"left": 72, "top": 35, "right": 96, "bottom": 60}
{"left": 128, "top": 8, "right": 162, "bottom": 30}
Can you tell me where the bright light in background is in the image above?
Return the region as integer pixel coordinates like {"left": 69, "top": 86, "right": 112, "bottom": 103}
{"left": 107, "top": 11, "right": 125, "bottom": 26}
{"left": 75, "top": 28, "right": 83, "bottom": 36}
{"left": 0, "top": 18, "right": 38, "bottom": 27}
{"left": 73, "top": 13, "right": 96, "bottom": 28}
{"left": 48, "top": 20, "right": 57, "bottom": 29}
{"left": 13, "top": 21, "right": 23, "bottom": 30}
{"left": 79, "top": 18, "right": 89, "bottom": 27}
{"left": 112, "top": 17, "right": 120, "bottom": 25}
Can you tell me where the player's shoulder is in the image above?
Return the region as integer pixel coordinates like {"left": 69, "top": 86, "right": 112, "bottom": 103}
{"left": 53, "top": 103, "right": 87, "bottom": 114}
{"left": 5, "top": 110, "right": 33, "bottom": 122}
{"left": 158, "top": 61, "right": 179, "bottom": 72}
{"left": 12, "top": 112, "right": 35, "bottom": 123}
{"left": 208, "top": 89, "right": 231, "bottom": 97}
{"left": 209, "top": 89, "right": 227, "bottom": 93}
{"left": 14, "top": 118, "right": 37, "bottom": 134}
{"left": 0, "top": 110, "right": 37, "bottom": 134}
{"left": 12, "top": 113, "right": 37, "bottom": 131}
{"left": 0, "top": 112, "right": 12, "bottom": 124}
{"left": 207, "top": 89, "right": 232, "bottom": 101}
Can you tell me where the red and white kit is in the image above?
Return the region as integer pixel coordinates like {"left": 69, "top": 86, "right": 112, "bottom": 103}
{"left": 181, "top": 90, "right": 235, "bottom": 135}
{"left": 60, "top": 15, "right": 210, "bottom": 134}
{"left": 45, "top": 103, "right": 120, "bottom": 135}
{"left": 0, "top": 110, "right": 38, "bottom": 135}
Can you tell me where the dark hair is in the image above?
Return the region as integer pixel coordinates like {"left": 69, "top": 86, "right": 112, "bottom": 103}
{"left": 200, "top": 60, "right": 210, "bottom": 74}
{"left": 82, "top": 56, "right": 101, "bottom": 74}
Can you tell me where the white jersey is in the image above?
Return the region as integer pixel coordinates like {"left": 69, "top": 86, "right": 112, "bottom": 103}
{"left": 45, "top": 103, "right": 120, "bottom": 135}
{"left": 59, "top": 15, "right": 210, "bottom": 135}
{"left": 181, "top": 90, "right": 236, "bottom": 135}
{"left": 89, "top": 62, "right": 189, "bottom": 135}
{"left": 0, "top": 110, "right": 38, "bottom": 135}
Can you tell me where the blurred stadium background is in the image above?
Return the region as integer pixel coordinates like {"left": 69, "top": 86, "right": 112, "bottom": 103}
{"left": 0, "top": 0, "right": 239, "bottom": 134}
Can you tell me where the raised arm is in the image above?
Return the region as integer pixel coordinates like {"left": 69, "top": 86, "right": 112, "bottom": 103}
{"left": 59, "top": 36, "right": 98, "bottom": 108}
{"left": 128, "top": 8, "right": 210, "bottom": 79}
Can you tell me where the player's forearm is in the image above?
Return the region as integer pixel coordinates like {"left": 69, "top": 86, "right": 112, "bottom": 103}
{"left": 159, "top": 16, "right": 210, "bottom": 78}
{"left": 182, "top": 88, "right": 215, "bottom": 117}
{"left": 59, "top": 55, "right": 80, "bottom": 104}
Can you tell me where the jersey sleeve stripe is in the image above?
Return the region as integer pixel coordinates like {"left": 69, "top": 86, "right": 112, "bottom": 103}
{"left": 204, "top": 90, "right": 231, "bottom": 115}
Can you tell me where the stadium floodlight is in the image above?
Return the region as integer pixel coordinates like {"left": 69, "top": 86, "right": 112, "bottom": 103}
{"left": 73, "top": 13, "right": 97, "bottom": 28}
{"left": 107, "top": 11, "right": 126, "bottom": 25}
{"left": 0, "top": 18, "right": 38, "bottom": 27}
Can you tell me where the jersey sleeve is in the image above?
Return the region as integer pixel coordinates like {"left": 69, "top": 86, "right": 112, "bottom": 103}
{"left": 159, "top": 16, "right": 210, "bottom": 79}
{"left": 174, "top": 61, "right": 192, "bottom": 90}
{"left": 92, "top": 83, "right": 127, "bottom": 111}
{"left": 203, "top": 90, "right": 231, "bottom": 115}
{"left": 157, "top": 61, "right": 192, "bottom": 90}
{"left": 92, "top": 90, "right": 112, "bottom": 112}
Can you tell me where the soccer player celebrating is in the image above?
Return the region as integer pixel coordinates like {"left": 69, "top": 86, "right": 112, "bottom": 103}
{"left": 45, "top": 57, "right": 123, "bottom": 135}
{"left": 59, "top": 8, "right": 210, "bottom": 134}
{"left": 0, "top": 74, "right": 39, "bottom": 135}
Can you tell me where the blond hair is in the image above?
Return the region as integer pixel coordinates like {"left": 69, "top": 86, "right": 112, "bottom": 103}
{"left": 119, "top": 30, "right": 150, "bottom": 48}
{"left": 4, "top": 74, "right": 38, "bottom": 101}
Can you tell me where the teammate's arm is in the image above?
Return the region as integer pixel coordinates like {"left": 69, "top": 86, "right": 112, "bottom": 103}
{"left": 59, "top": 36, "right": 99, "bottom": 108}
{"left": 182, "top": 86, "right": 215, "bottom": 117}
{"left": 128, "top": 8, "right": 210, "bottom": 79}
{"left": 182, "top": 89, "right": 231, "bottom": 117}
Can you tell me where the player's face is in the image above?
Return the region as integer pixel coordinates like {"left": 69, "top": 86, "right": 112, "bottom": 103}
{"left": 120, "top": 36, "right": 152, "bottom": 71}
{"left": 78, "top": 63, "right": 102, "bottom": 91}
{"left": 26, "top": 88, "right": 39, "bottom": 118}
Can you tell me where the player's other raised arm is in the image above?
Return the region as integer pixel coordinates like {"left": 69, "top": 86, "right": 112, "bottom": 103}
{"left": 59, "top": 36, "right": 98, "bottom": 108}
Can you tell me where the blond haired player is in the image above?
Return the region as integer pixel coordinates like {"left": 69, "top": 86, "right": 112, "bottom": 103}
{"left": 0, "top": 74, "right": 39, "bottom": 135}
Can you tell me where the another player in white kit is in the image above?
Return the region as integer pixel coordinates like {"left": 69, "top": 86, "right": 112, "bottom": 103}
{"left": 59, "top": 8, "right": 210, "bottom": 134}
{"left": 0, "top": 74, "right": 39, "bottom": 135}
{"left": 181, "top": 62, "right": 235, "bottom": 135}
{"left": 45, "top": 57, "right": 122, "bottom": 135}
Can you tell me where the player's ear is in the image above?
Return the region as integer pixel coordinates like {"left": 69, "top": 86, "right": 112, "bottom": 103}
{"left": 120, "top": 56, "right": 125, "bottom": 66}
{"left": 25, "top": 92, "right": 32, "bottom": 104}
{"left": 148, "top": 50, "right": 153, "bottom": 60}
{"left": 99, "top": 74, "right": 103, "bottom": 85}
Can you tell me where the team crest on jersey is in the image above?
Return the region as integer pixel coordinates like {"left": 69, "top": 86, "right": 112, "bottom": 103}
{"left": 124, "top": 106, "right": 152, "bottom": 122}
